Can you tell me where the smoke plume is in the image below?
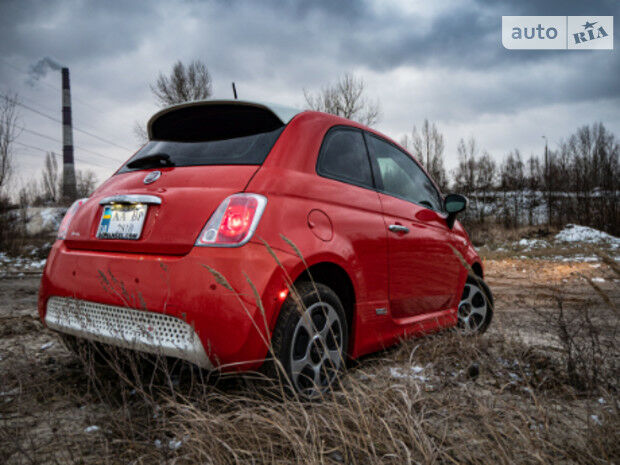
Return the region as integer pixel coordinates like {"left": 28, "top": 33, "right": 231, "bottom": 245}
{"left": 27, "top": 57, "right": 65, "bottom": 85}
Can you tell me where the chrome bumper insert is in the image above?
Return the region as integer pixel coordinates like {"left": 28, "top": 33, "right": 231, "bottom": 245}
{"left": 45, "top": 297, "right": 212, "bottom": 369}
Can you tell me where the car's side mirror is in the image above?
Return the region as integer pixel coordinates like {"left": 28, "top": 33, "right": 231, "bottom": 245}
{"left": 444, "top": 194, "right": 467, "bottom": 229}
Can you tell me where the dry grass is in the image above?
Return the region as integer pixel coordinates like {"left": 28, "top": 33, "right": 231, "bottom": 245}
{"left": 165, "top": 333, "right": 618, "bottom": 465}
{"left": 1, "top": 246, "right": 618, "bottom": 464}
{"left": 2, "top": 317, "right": 618, "bottom": 464}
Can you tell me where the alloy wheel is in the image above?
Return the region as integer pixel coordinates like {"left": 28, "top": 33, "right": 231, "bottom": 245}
{"left": 289, "top": 301, "right": 344, "bottom": 397}
{"left": 457, "top": 281, "right": 489, "bottom": 333}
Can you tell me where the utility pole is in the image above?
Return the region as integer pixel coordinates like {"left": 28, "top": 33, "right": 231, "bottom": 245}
{"left": 425, "top": 122, "right": 430, "bottom": 170}
{"left": 542, "top": 135, "right": 550, "bottom": 227}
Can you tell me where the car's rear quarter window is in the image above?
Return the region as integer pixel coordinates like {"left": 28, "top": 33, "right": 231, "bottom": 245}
{"left": 316, "top": 127, "right": 374, "bottom": 188}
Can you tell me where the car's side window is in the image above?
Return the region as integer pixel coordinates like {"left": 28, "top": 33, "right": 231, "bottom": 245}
{"left": 366, "top": 134, "right": 443, "bottom": 211}
{"left": 317, "top": 127, "right": 374, "bottom": 189}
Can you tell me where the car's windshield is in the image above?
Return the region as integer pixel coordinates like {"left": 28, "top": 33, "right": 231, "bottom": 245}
{"left": 118, "top": 126, "right": 284, "bottom": 172}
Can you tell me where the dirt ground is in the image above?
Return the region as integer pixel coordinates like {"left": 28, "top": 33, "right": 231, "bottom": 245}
{"left": 0, "top": 252, "right": 618, "bottom": 464}
{"left": 1, "top": 256, "right": 616, "bottom": 367}
{"left": 484, "top": 257, "right": 618, "bottom": 344}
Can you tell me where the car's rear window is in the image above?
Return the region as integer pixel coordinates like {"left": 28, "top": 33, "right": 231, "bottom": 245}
{"left": 118, "top": 126, "right": 284, "bottom": 173}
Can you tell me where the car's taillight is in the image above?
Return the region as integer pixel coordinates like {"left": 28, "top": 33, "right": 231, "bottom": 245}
{"left": 196, "top": 194, "right": 267, "bottom": 247}
{"left": 57, "top": 198, "right": 88, "bottom": 240}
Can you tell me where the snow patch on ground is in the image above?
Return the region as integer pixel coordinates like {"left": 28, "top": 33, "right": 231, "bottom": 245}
{"left": 0, "top": 252, "right": 48, "bottom": 277}
{"left": 37, "top": 207, "right": 66, "bottom": 232}
{"left": 590, "top": 415, "right": 602, "bottom": 426}
{"left": 508, "top": 224, "right": 619, "bottom": 260}
{"left": 21, "top": 207, "right": 67, "bottom": 235}
{"left": 154, "top": 437, "right": 186, "bottom": 450}
{"left": 555, "top": 224, "right": 619, "bottom": 249}
{"left": 390, "top": 365, "right": 429, "bottom": 382}
{"left": 558, "top": 255, "right": 601, "bottom": 263}
{"left": 517, "top": 238, "right": 550, "bottom": 251}
{"left": 0, "top": 206, "right": 66, "bottom": 235}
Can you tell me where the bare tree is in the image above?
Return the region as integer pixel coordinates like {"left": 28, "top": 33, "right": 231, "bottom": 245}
{"left": 526, "top": 154, "right": 542, "bottom": 225}
{"left": 453, "top": 137, "right": 478, "bottom": 194}
{"left": 401, "top": 119, "right": 447, "bottom": 190}
{"left": 0, "top": 94, "right": 20, "bottom": 193}
{"left": 500, "top": 150, "right": 525, "bottom": 228}
{"left": 560, "top": 122, "right": 619, "bottom": 231}
{"left": 475, "top": 151, "right": 496, "bottom": 222}
{"left": 151, "top": 60, "right": 213, "bottom": 107}
{"left": 35, "top": 156, "right": 96, "bottom": 204}
{"left": 453, "top": 138, "right": 498, "bottom": 223}
{"left": 133, "top": 59, "right": 214, "bottom": 144}
{"left": 41, "top": 152, "right": 60, "bottom": 202}
{"left": 132, "top": 121, "right": 149, "bottom": 145}
{"left": 76, "top": 169, "right": 98, "bottom": 197}
{"left": 304, "top": 73, "right": 380, "bottom": 126}
{"left": 527, "top": 154, "right": 542, "bottom": 191}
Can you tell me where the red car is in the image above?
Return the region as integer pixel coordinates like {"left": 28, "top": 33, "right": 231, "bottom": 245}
{"left": 39, "top": 100, "right": 492, "bottom": 397}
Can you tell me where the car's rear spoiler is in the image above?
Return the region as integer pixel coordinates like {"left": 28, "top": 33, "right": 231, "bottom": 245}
{"left": 147, "top": 100, "right": 302, "bottom": 142}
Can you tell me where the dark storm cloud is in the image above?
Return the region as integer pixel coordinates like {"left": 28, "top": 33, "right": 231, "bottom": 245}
{"left": 0, "top": 0, "right": 617, "bottom": 181}
{"left": 184, "top": 0, "right": 620, "bottom": 108}
{"left": 206, "top": 0, "right": 500, "bottom": 70}
{"left": 0, "top": 0, "right": 157, "bottom": 63}
{"left": 225, "top": 0, "right": 618, "bottom": 112}
{"left": 207, "top": 0, "right": 618, "bottom": 70}
{"left": 2, "top": 0, "right": 617, "bottom": 96}
{"left": 477, "top": 0, "right": 619, "bottom": 16}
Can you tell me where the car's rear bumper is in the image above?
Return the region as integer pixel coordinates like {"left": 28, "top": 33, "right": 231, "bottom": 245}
{"left": 45, "top": 296, "right": 214, "bottom": 368}
{"left": 39, "top": 241, "right": 295, "bottom": 371}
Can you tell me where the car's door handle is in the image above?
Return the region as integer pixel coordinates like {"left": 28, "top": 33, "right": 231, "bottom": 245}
{"left": 388, "top": 224, "right": 409, "bottom": 234}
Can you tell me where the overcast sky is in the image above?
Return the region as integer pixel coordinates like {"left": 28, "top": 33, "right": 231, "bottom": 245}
{"left": 1, "top": 0, "right": 618, "bottom": 189}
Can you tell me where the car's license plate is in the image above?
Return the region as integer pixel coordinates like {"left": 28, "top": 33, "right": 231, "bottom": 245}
{"left": 96, "top": 204, "right": 148, "bottom": 240}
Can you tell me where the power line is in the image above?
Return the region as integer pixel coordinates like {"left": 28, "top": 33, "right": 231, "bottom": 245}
{"left": 0, "top": 59, "right": 140, "bottom": 150}
{"left": 16, "top": 125, "right": 125, "bottom": 164}
{"left": 14, "top": 149, "right": 59, "bottom": 159}
{"left": 0, "top": 85, "right": 57, "bottom": 115}
{"left": 13, "top": 98, "right": 132, "bottom": 151}
{"left": 13, "top": 141, "right": 109, "bottom": 169}
{"left": 0, "top": 92, "right": 133, "bottom": 151}
{"left": 14, "top": 140, "right": 54, "bottom": 153}
{"left": 16, "top": 126, "right": 59, "bottom": 145}
{"left": 15, "top": 148, "right": 62, "bottom": 160}
{"left": 2, "top": 82, "right": 130, "bottom": 147}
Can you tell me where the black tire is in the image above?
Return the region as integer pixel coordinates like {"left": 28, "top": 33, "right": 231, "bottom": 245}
{"left": 267, "top": 281, "right": 349, "bottom": 399}
{"left": 457, "top": 276, "right": 494, "bottom": 334}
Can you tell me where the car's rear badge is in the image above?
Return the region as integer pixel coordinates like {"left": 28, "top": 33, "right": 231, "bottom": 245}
{"left": 143, "top": 170, "right": 161, "bottom": 184}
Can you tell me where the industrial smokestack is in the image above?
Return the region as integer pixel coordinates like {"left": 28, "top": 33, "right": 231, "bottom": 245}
{"left": 61, "top": 67, "right": 77, "bottom": 202}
